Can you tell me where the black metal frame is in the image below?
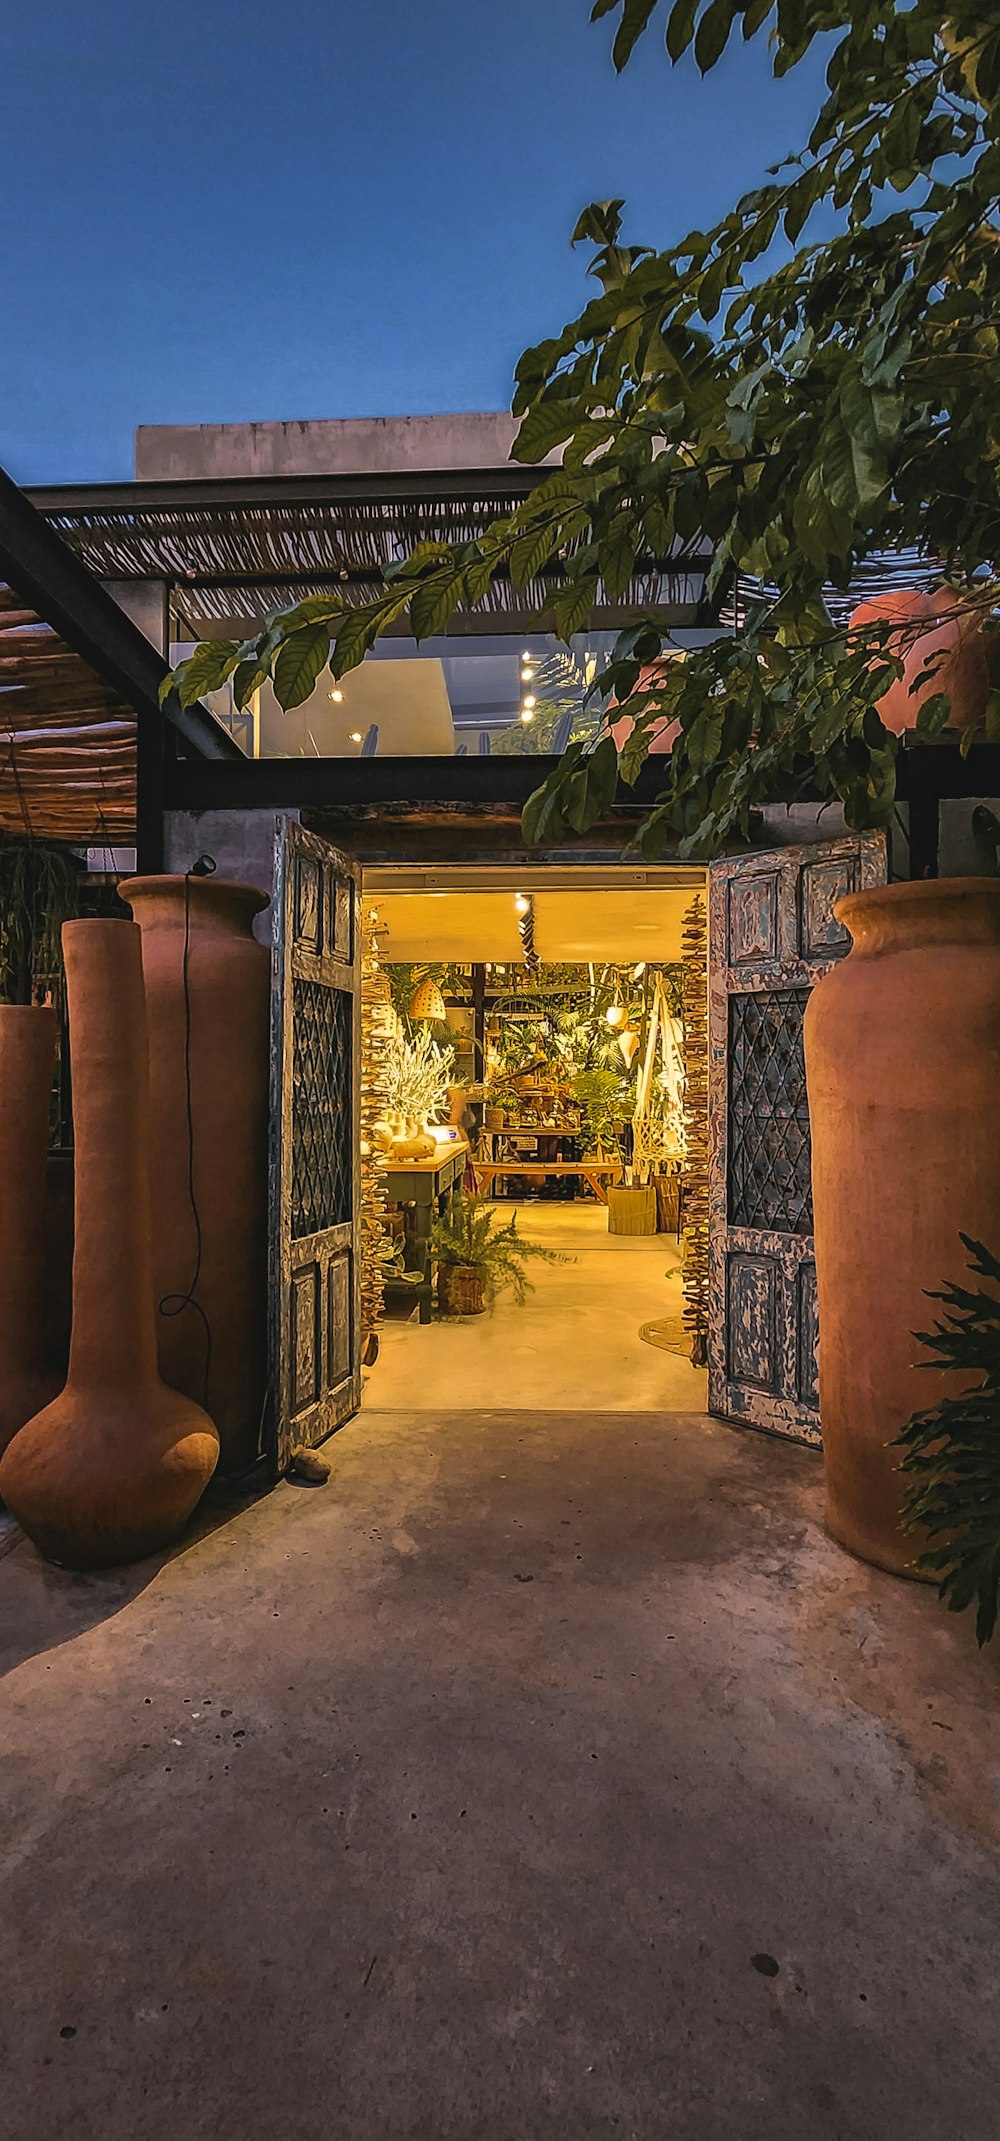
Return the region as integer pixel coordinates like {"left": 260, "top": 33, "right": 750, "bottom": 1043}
{"left": 160, "top": 735, "right": 1000, "bottom": 878}
{"left": 0, "top": 465, "right": 244, "bottom": 871}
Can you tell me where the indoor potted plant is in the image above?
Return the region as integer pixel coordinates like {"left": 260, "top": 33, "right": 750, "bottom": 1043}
{"left": 431, "top": 1192, "right": 567, "bottom": 1315}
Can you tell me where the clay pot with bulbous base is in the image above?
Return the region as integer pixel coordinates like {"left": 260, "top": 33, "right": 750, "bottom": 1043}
{"left": 804, "top": 880, "right": 1000, "bottom": 1577}
{"left": 118, "top": 874, "right": 270, "bottom": 1475}
{"left": 0, "top": 1005, "right": 61, "bottom": 1454}
{"left": 0, "top": 921, "right": 218, "bottom": 1569}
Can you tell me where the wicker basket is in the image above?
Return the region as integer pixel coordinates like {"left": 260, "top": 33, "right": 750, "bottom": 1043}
{"left": 437, "top": 1262, "right": 487, "bottom": 1315}
{"left": 607, "top": 1184, "right": 657, "bottom": 1236}
{"left": 654, "top": 1173, "right": 681, "bottom": 1235}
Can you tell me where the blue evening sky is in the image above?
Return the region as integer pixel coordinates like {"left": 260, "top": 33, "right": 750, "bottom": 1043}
{"left": 1, "top": 0, "right": 825, "bottom": 484}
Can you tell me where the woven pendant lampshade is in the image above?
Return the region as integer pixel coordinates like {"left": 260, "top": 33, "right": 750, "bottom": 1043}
{"left": 409, "top": 976, "right": 446, "bottom": 1023}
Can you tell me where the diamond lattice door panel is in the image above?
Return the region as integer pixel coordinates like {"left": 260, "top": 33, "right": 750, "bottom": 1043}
{"left": 268, "top": 821, "right": 361, "bottom": 1474}
{"left": 708, "top": 837, "right": 886, "bottom": 1442}
{"left": 728, "top": 990, "right": 813, "bottom": 1237}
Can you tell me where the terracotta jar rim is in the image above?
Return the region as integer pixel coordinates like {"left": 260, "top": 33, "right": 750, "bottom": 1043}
{"left": 119, "top": 875, "right": 270, "bottom": 922}
{"left": 836, "top": 875, "right": 1000, "bottom": 953}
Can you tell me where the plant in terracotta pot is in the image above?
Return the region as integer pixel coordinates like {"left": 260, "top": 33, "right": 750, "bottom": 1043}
{"left": 431, "top": 1192, "right": 568, "bottom": 1316}
{"left": 894, "top": 1236, "right": 1000, "bottom": 1646}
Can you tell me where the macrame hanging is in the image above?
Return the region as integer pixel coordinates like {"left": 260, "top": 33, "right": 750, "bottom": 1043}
{"left": 680, "top": 895, "right": 710, "bottom": 1368}
{"left": 359, "top": 913, "right": 394, "bottom": 1364}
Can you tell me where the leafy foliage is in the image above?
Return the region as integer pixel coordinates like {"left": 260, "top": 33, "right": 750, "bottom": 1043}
{"left": 430, "top": 1192, "right": 570, "bottom": 1304}
{"left": 167, "top": 1, "right": 1000, "bottom": 856}
{"left": 895, "top": 1236, "right": 1000, "bottom": 1646}
{"left": 0, "top": 836, "right": 79, "bottom": 1006}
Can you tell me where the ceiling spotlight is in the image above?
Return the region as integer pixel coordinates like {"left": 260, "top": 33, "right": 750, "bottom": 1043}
{"left": 350, "top": 731, "right": 363, "bottom": 743}
{"left": 329, "top": 688, "right": 344, "bottom": 702}
{"left": 514, "top": 892, "right": 529, "bottom": 916}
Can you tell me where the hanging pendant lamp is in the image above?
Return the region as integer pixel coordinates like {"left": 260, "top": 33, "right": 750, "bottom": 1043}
{"left": 617, "top": 1028, "right": 639, "bottom": 1069}
{"left": 409, "top": 976, "right": 446, "bottom": 1023}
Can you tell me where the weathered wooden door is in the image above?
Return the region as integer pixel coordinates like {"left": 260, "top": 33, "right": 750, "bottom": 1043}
{"left": 267, "top": 819, "right": 361, "bottom": 1474}
{"left": 707, "top": 835, "right": 886, "bottom": 1443}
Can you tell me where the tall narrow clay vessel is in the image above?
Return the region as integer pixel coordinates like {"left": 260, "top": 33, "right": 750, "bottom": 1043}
{"left": 118, "top": 876, "right": 270, "bottom": 1474}
{"left": 804, "top": 880, "right": 1000, "bottom": 1575}
{"left": 0, "top": 922, "right": 218, "bottom": 1568}
{"left": 0, "top": 1005, "right": 60, "bottom": 1454}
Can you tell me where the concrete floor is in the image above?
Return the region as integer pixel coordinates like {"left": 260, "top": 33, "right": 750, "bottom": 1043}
{"left": 371, "top": 1201, "right": 708, "bottom": 1412}
{"left": 2, "top": 1404, "right": 1000, "bottom": 2140}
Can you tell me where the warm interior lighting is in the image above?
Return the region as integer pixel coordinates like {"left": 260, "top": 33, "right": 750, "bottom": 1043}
{"left": 519, "top": 709, "right": 534, "bottom": 724}
{"left": 605, "top": 1003, "right": 626, "bottom": 1028}
{"left": 350, "top": 731, "right": 363, "bottom": 743}
{"left": 522, "top": 694, "right": 536, "bottom": 710}
{"left": 514, "top": 892, "right": 530, "bottom": 916}
{"left": 329, "top": 688, "right": 344, "bottom": 702}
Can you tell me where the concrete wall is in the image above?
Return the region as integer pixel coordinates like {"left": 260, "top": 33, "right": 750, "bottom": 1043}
{"left": 134, "top": 412, "right": 549, "bottom": 482}
{"left": 163, "top": 808, "right": 294, "bottom": 944}
{"left": 101, "top": 578, "right": 169, "bottom": 654}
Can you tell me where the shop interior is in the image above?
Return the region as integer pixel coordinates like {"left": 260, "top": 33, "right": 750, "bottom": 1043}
{"left": 359, "top": 866, "right": 710, "bottom": 1413}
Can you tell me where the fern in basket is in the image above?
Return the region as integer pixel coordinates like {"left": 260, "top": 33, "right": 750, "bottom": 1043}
{"left": 895, "top": 1236, "right": 1000, "bottom": 1647}
{"left": 430, "top": 1193, "right": 569, "bottom": 1307}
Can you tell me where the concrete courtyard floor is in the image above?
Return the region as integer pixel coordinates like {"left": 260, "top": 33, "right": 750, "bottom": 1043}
{"left": 2, "top": 1403, "right": 1000, "bottom": 2140}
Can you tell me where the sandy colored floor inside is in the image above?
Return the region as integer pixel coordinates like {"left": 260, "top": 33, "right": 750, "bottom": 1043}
{"left": 369, "top": 1200, "right": 707, "bottom": 1412}
{"left": 3, "top": 1403, "right": 1000, "bottom": 2138}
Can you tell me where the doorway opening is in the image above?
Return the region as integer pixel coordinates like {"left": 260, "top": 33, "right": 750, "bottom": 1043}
{"left": 357, "top": 864, "right": 709, "bottom": 1415}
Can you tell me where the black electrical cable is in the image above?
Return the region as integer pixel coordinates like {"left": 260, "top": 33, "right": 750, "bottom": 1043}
{"left": 157, "top": 854, "right": 216, "bottom": 1413}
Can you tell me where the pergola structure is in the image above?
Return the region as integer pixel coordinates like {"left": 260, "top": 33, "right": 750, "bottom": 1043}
{"left": 0, "top": 467, "right": 242, "bottom": 865}
{"left": 28, "top": 467, "right": 715, "bottom": 643}
{"left": 4, "top": 462, "right": 995, "bottom": 879}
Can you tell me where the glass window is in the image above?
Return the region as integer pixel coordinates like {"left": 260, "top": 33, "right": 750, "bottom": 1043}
{"left": 170, "top": 627, "right": 716, "bottom": 758}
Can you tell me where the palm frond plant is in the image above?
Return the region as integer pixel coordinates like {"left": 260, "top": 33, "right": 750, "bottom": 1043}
{"left": 430, "top": 1191, "right": 570, "bottom": 1314}
{"left": 895, "top": 1236, "right": 1000, "bottom": 1646}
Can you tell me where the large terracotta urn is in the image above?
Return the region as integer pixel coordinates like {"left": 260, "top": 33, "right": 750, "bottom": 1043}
{"left": 849, "top": 587, "right": 992, "bottom": 735}
{"left": 0, "top": 1005, "right": 60, "bottom": 1454}
{"left": 804, "top": 880, "right": 1000, "bottom": 1575}
{"left": 119, "top": 875, "right": 270, "bottom": 1475}
{"left": 608, "top": 659, "right": 681, "bottom": 756}
{"left": 0, "top": 922, "right": 218, "bottom": 1568}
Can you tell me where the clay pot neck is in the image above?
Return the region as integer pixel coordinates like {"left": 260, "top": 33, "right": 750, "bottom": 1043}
{"left": 836, "top": 878, "right": 1000, "bottom": 957}
{"left": 120, "top": 876, "right": 269, "bottom": 939}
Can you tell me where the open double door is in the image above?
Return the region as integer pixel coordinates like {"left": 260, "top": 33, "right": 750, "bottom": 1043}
{"left": 265, "top": 818, "right": 886, "bottom": 1471}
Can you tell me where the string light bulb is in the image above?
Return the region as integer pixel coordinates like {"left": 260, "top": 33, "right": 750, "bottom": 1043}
{"left": 514, "top": 892, "right": 530, "bottom": 916}
{"left": 350, "top": 731, "right": 363, "bottom": 743}
{"left": 522, "top": 694, "right": 536, "bottom": 710}
{"left": 329, "top": 688, "right": 344, "bottom": 702}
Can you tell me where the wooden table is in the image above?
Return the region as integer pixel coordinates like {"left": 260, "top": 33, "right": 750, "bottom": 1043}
{"left": 472, "top": 1158, "right": 623, "bottom": 1206}
{"left": 383, "top": 1140, "right": 470, "bottom": 1324}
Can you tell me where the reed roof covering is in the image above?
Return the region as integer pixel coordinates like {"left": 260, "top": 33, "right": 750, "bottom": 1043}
{"left": 0, "top": 578, "right": 136, "bottom": 842}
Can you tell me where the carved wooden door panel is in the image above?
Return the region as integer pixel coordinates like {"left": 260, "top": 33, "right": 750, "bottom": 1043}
{"left": 707, "top": 835, "right": 886, "bottom": 1443}
{"left": 267, "top": 820, "right": 361, "bottom": 1474}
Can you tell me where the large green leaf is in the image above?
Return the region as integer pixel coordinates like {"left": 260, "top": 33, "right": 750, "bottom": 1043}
{"left": 272, "top": 625, "right": 332, "bottom": 711}
{"left": 164, "top": 640, "right": 240, "bottom": 708}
